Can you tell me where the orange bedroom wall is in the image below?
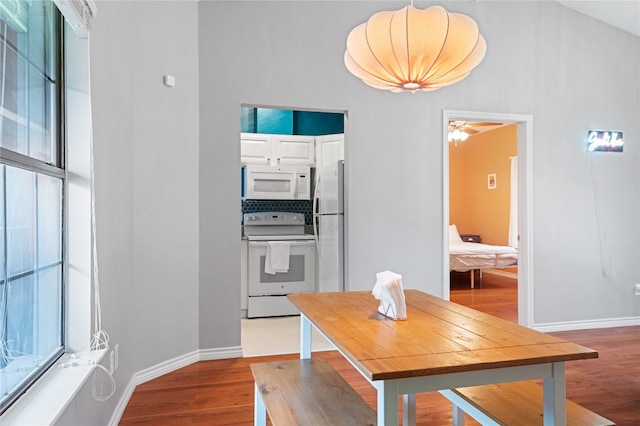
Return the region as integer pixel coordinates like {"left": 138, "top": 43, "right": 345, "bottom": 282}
{"left": 449, "top": 137, "right": 471, "bottom": 231}
{"left": 449, "top": 124, "right": 517, "bottom": 245}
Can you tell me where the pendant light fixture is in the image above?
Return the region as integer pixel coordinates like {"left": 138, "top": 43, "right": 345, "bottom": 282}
{"left": 344, "top": 4, "right": 486, "bottom": 93}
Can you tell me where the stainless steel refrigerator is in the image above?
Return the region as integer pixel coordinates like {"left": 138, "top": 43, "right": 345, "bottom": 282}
{"left": 313, "top": 160, "right": 344, "bottom": 293}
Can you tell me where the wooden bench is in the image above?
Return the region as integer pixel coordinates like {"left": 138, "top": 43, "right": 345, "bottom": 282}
{"left": 441, "top": 381, "right": 614, "bottom": 426}
{"left": 251, "top": 358, "right": 376, "bottom": 426}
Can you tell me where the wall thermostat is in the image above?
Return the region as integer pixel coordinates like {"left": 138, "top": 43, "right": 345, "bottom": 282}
{"left": 163, "top": 75, "right": 175, "bottom": 87}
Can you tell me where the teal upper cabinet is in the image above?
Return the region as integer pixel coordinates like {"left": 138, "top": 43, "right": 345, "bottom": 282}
{"left": 241, "top": 107, "right": 343, "bottom": 136}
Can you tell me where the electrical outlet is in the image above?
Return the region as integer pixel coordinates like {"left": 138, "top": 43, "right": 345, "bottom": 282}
{"left": 635, "top": 283, "right": 640, "bottom": 296}
{"left": 114, "top": 344, "right": 119, "bottom": 371}
{"left": 109, "top": 350, "right": 115, "bottom": 374}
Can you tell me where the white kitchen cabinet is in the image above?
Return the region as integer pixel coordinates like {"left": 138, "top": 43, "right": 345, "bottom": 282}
{"left": 241, "top": 133, "right": 315, "bottom": 166}
{"left": 273, "top": 135, "right": 315, "bottom": 166}
{"left": 241, "top": 133, "right": 271, "bottom": 165}
{"left": 315, "top": 133, "right": 344, "bottom": 171}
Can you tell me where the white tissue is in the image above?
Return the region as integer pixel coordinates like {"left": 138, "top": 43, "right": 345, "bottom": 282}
{"left": 372, "top": 270, "right": 407, "bottom": 320}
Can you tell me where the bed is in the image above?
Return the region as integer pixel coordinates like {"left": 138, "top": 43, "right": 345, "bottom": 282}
{"left": 449, "top": 224, "right": 518, "bottom": 288}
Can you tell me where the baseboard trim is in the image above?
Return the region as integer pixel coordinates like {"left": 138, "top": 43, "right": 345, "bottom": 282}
{"left": 109, "top": 346, "right": 243, "bottom": 425}
{"left": 200, "top": 346, "right": 243, "bottom": 361}
{"left": 534, "top": 316, "right": 640, "bottom": 333}
{"left": 136, "top": 350, "right": 200, "bottom": 386}
{"left": 109, "top": 377, "right": 136, "bottom": 426}
{"left": 482, "top": 269, "right": 517, "bottom": 279}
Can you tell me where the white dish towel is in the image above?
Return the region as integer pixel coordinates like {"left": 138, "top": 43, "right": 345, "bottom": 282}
{"left": 265, "top": 241, "right": 291, "bottom": 275}
{"left": 372, "top": 270, "right": 407, "bottom": 320}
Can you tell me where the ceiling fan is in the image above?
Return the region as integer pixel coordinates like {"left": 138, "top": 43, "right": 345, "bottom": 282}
{"left": 448, "top": 120, "right": 503, "bottom": 145}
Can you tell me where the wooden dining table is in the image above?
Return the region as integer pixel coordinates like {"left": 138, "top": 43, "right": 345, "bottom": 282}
{"left": 288, "top": 290, "right": 598, "bottom": 426}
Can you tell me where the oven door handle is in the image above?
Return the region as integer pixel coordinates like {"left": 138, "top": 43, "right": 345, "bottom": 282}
{"left": 248, "top": 241, "right": 316, "bottom": 247}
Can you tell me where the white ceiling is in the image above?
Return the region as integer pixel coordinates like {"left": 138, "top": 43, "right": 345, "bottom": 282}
{"left": 556, "top": 1, "right": 640, "bottom": 37}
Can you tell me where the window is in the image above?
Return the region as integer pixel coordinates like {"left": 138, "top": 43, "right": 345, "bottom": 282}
{"left": 0, "top": 0, "right": 63, "bottom": 414}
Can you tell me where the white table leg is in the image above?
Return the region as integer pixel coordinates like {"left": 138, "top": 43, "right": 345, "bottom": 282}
{"left": 254, "top": 382, "right": 266, "bottom": 426}
{"left": 452, "top": 404, "right": 466, "bottom": 426}
{"left": 543, "top": 362, "right": 567, "bottom": 426}
{"left": 300, "top": 313, "right": 312, "bottom": 359}
{"left": 403, "top": 394, "right": 416, "bottom": 426}
{"left": 375, "top": 380, "right": 400, "bottom": 425}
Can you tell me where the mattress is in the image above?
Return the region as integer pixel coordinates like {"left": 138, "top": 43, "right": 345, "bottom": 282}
{"left": 448, "top": 224, "right": 518, "bottom": 273}
{"left": 449, "top": 241, "right": 518, "bottom": 272}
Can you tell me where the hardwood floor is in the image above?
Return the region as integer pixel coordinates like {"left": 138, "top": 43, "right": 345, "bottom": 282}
{"left": 449, "top": 270, "right": 518, "bottom": 323}
{"left": 120, "top": 274, "right": 640, "bottom": 425}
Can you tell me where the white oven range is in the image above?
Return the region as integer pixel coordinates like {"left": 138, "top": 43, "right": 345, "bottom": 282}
{"left": 244, "top": 212, "right": 316, "bottom": 318}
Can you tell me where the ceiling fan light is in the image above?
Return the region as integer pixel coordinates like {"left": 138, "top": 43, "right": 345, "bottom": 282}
{"left": 448, "top": 129, "right": 469, "bottom": 142}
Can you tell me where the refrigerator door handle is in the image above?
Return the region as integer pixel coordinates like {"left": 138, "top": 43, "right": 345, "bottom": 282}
{"left": 313, "top": 217, "right": 320, "bottom": 253}
{"left": 313, "top": 175, "right": 321, "bottom": 252}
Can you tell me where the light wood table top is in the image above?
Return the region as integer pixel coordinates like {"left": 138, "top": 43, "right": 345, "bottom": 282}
{"left": 288, "top": 290, "right": 597, "bottom": 381}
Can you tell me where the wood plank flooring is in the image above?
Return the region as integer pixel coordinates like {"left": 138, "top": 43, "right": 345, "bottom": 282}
{"left": 120, "top": 274, "right": 640, "bottom": 425}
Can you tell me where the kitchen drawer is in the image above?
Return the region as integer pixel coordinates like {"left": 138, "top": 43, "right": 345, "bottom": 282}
{"left": 460, "top": 234, "right": 481, "bottom": 243}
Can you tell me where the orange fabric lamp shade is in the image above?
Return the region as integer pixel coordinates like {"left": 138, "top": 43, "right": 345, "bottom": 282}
{"left": 344, "top": 5, "right": 487, "bottom": 93}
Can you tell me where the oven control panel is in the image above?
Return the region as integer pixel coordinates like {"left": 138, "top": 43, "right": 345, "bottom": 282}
{"left": 244, "top": 212, "right": 305, "bottom": 226}
{"left": 243, "top": 212, "right": 307, "bottom": 237}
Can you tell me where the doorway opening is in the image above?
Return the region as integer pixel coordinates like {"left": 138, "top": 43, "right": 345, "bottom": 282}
{"left": 443, "top": 110, "right": 533, "bottom": 327}
{"left": 240, "top": 105, "right": 347, "bottom": 356}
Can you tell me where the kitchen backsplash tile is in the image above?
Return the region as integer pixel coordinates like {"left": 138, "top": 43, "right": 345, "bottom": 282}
{"left": 242, "top": 200, "right": 313, "bottom": 225}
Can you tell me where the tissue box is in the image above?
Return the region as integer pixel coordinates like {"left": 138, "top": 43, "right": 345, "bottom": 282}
{"left": 372, "top": 271, "right": 407, "bottom": 320}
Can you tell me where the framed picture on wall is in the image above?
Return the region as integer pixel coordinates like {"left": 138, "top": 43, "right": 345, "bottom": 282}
{"left": 488, "top": 173, "right": 496, "bottom": 189}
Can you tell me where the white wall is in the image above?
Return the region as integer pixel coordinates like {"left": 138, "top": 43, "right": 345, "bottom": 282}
{"left": 54, "top": 0, "right": 639, "bottom": 423}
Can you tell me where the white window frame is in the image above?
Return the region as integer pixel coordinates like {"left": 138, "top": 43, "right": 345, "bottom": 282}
{"left": 0, "top": 1, "right": 65, "bottom": 414}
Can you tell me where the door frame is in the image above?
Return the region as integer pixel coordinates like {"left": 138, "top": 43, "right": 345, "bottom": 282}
{"left": 442, "top": 110, "right": 534, "bottom": 327}
{"left": 239, "top": 105, "right": 349, "bottom": 317}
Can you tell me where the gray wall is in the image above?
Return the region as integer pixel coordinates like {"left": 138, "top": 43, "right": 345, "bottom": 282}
{"left": 91, "top": 0, "right": 200, "bottom": 370}
{"left": 199, "top": 0, "right": 639, "bottom": 329}
{"left": 59, "top": 1, "right": 200, "bottom": 422}
{"left": 58, "top": 0, "right": 638, "bottom": 423}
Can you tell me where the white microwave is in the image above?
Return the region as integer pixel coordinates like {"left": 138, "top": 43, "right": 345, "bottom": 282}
{"left": 244, "top": 165, "right": 311, "bottom": 200}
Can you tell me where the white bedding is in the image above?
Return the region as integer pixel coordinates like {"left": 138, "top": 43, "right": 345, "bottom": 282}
{"left": 449, "top": 225, "right": 518, "bottom": 272}
{"left": 449, "top": 241, "right": 518, "bottom": 271}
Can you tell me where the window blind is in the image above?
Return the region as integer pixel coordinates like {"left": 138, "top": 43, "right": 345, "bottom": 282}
{"left": 53, "top": 0, "right": 96, "bottom": 38}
